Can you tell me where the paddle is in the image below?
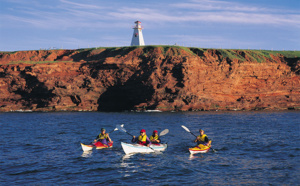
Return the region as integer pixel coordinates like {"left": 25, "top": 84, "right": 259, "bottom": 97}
{"left": 181, "top": 125, "right": 197, "bottom": 137}
{"left": 116, "top": 124, "right": 162, "bottom": 154}
{"left": 181, "top": 125, "right": 216, "bottom": 152}
{"left": 159, "top": 129, "right": 169, "bottom": 136}
{"left": 108, "top": 124, "right": 124, "bottom": 134}
{"left": 150, "top": 129, "right": 169, "bottom": 143}
{"left": 116, "top": 124, "right": 134, "bottom": 137}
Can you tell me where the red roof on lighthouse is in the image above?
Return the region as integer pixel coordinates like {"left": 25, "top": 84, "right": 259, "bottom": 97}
{"left": 135, "top": 21, "right": 141, "bottom": 24}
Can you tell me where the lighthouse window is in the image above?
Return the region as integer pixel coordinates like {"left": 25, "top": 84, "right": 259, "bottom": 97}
{"left": 135, "top": 33, "right": 138, "bottom": 37}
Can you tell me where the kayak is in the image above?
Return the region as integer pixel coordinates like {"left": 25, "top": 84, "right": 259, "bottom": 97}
{"left": 121, "top": 142, "right": 167, "bottom": 154}
{"left": 189, "top": 144, "right": 211, "bottom": 154}
{"left": 81, "top": 143, "right": 93, "bottom": 151}
{"left": 81, "top": 141, "right": 113, "bottom": 152}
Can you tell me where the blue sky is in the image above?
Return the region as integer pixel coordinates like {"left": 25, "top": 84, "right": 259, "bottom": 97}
{"left": 0, "top": 0, "right": 299, "bottom": 51}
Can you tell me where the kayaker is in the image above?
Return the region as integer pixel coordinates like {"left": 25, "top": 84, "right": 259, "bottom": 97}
{"left": 194, "top": 129, "right": 211, "bottom": 147}
{"left": 94, "top": 128, "right": 113, "bottom": 146}
{"left": 132, "top": 129, "right": 151, "bottom": 147}
{"left": 149, "top": 130, "right": 161, "bottom": 144}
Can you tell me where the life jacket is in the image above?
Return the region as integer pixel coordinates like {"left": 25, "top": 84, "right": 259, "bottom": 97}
{"left": 197, "top": 134, "right": 208, "bottom": 143}
{"left": 138, "top": 135, "right": 147, "bottom": 145}
{"left": 197, "top": 144, "right": 210, "bottom": 149}
{"left": 150, "top": 135, "right": 160, "bottom": 144}
{"left": 98, "top": 133, "right": 108, "bottom": 140}
{"left": 150, "top": 135, "right": 159, "bottom": 141}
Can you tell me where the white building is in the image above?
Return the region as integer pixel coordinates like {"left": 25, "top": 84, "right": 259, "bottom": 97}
{"left": 131, "top": 21, "right": 145, "bottom": 46}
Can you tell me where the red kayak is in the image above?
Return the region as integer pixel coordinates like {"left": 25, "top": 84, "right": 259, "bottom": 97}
{"left": 94, "top": 141, "right": 113, "bottom": 149}
{"left": 81, "top": 141, "right": 113, "bottom": 151}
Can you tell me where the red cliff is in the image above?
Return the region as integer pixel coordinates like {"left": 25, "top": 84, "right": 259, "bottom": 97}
{"left": 0, "top": 46, "right": 299, "bottom": 112}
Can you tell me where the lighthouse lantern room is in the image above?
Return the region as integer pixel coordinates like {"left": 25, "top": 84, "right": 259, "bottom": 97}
{"left": 131, "top": 21, "right": 145, "bottom": 46}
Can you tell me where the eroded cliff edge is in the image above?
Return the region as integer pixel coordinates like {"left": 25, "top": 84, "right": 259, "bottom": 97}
{"left": 0, "top": 46, "right": 299, "bottom": 112}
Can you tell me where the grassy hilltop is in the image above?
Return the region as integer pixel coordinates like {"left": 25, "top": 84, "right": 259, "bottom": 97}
{"left": 1, "top": 45, "right": 299, "bottom": 65}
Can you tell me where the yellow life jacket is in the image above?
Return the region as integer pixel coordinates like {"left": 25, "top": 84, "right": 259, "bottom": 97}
{"left": 198, "top": 144, "right": 209, "bottom": 149}
{"left": 197, "top": 134, "right": 207, "bottom": 142}
{"left": 150, "top": 135, "right": 159, "bottom": 141}
{"left": 98, "top": 133, "right": 108, "bottom": 140}
{"left": 138, "top": 135, "right": 147, "bottom": 142}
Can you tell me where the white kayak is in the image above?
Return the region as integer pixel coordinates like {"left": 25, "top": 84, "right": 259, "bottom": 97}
{"left": 81, "top": 143, "right": 94, "bottom": 151}
{"left": 121, "top": 142, "right": 168, "bottom": 154}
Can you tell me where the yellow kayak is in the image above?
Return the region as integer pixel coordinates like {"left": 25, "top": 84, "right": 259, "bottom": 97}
{"left": 189, "top": 144, "right": 211, "bottom": 154}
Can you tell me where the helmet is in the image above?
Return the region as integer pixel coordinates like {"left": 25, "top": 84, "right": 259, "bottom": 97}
{"left": 101, "top": 128, "right": 106, "bottom": 131}
{"left": 153, "top": 130, "right": 158, "bottom": 133}
{"left": 140, "top": 129, "right": 146, "bottom": 133}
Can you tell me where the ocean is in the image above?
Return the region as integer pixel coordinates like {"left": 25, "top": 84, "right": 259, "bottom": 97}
{"left": 1, "top": 111, "right": 299, "bottom": 185}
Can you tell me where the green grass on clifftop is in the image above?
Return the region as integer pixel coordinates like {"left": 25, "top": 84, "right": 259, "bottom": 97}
{"left": 1, "top": 45, "right": 299, "bottom": 65}
{"left": 189, "top": 47, "right": 300, "bottom": 63}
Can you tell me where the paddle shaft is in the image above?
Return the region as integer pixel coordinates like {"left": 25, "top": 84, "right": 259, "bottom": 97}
{"left": 181, "top": 125, "right": 197, "bottom": 137}
{"left": 188, "top": 131, "right": 197, "bottom": 138}
{"left": 108, "top": 129, "right": 116, "bottom": 134}
{"left": 125, "top": 131, "right": 134, "bottom": 137}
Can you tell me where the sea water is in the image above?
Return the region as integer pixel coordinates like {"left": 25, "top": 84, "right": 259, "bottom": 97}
{"left": 0, "top": 111, "right": 299, "bottom": 185}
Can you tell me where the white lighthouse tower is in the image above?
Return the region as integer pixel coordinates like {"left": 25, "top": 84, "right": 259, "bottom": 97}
{"left": 131, "top": 21, "right": 145, "bottom": 46}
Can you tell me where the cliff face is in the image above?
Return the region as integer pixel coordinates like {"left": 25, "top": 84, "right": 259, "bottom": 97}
{"left": 0, "top": 46, "right": 299, "bottom": 112}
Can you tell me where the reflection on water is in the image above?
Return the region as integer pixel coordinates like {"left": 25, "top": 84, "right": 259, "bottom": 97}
{"left": 119, "top": 154, "right": 156, "bottom": 178}
{"left": 122, "top": 154, "right": 134, "bottom": 160}
{"left": 119, "top": 155, "right": 138, "bottom": 178}
{"left": 189, "top": 154, "right": 204, "bottom": 160}
{"left": 81, "top": 151, "right": 92, "bottom": 158}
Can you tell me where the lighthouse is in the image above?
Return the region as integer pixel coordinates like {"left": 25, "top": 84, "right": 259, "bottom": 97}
{"left": 131, "top": 21, "right": 145, "bottom": 46}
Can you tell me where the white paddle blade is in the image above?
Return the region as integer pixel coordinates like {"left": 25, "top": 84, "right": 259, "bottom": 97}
{"left": 159, "top": 129, "right": 169, "bottom": 136}
{"left": 181, "top": 125, "right": 191, "bottom": 133}
{"left": 116, "top": 124, "right": 127, "bottom": 133}
{"left": 114, "top": 124, "right": 124, "bottom": 131}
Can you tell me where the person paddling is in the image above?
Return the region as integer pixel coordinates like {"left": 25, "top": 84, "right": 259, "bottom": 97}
{"left": 194, "top": 129, "right": 211, "bottom": 147}
{"left": 132, "top": 129, "right": 151, "bottom": 147}
{"left": 94, "top": 128, "right": 113, "bottom": 146}
{"left": 149, "top": 130, "right": 161, "bottom": 144}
